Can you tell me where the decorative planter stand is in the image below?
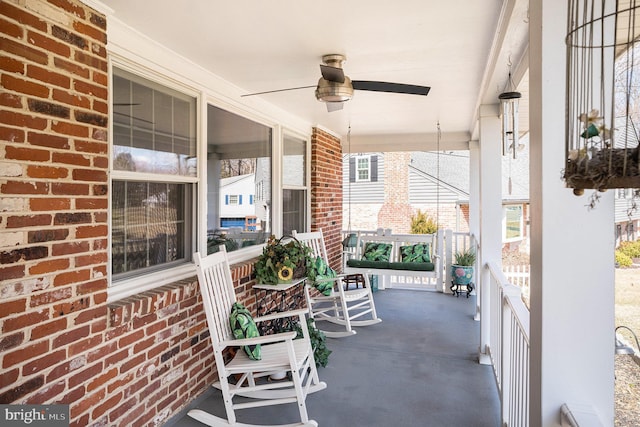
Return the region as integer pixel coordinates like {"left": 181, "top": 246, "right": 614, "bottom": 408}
{"left": 450, "top": 265, "right": 474, "bottom": 298}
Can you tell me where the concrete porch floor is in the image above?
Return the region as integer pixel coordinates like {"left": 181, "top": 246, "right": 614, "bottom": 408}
{"left": 164, "top": 288, "right": 500, "bottom": 427}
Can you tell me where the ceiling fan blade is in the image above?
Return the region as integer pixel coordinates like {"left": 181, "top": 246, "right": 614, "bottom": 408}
{"left": 352, "top": 81, "right": 430, "bottom": 96}
{"left": 320, "top": 65, "right": 345, "bottom": 83}
{"left": 241, "top": 85, "right": 316, "bottom": 97}
{"left": 326, "top": 101, "right": 344, "bottom": 112}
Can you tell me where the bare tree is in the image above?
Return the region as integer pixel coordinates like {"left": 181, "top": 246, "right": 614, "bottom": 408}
{"left": 220, "top": 158, "right": 257, "bottom": 178}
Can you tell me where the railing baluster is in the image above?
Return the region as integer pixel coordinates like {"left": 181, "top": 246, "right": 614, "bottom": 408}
{"left": 487, "top": 264, "right": 530, "bottom": 427}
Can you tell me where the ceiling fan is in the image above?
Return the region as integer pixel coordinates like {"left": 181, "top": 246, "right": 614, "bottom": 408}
{"left": 242, "top": 54, "right": 431, "bottom": 112}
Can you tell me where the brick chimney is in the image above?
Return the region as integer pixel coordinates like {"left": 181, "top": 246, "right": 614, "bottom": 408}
{"left": 378, "top": 152, "right": 413, "bottom": 233}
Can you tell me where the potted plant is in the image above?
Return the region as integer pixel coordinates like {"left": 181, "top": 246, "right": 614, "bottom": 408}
{"left": 295, "top": 318, "right": 331, "bottom": 368}
{"left": 254, "top": 235, "right": 313, "bottom": 285}
{"left": 451, "top": 247, "right": 476, "bottom": 286}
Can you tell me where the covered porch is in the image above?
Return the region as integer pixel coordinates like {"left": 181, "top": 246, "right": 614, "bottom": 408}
{"left": 0, "top": 0, "right": 620, "bottom": 426}
{"left": 166, "top": 288, "right": 500, "bottom": 427}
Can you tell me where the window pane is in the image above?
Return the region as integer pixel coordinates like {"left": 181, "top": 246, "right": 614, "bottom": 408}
{"left": 283, "top": 135, "right": 306, "bottom": 186}
{"left": 505, "top": 206, "right": 522, "bottom": 239}
{"left": 112, "top": 68, "right": 197, "bottom": 176}
{"left": 283, "top": 189, "right": 306, "bottom": 236}
{"left": 206, "top": 105, "right": 271, "bottom": 253}
{"left": 112, "top": 181, "right": 191, "bottom": 277}
{"left": 357, "top": 157, "right": 370, "bottom": 181}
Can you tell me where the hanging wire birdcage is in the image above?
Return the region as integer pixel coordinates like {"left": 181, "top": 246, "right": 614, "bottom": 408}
{"left": 564, "top": 0, "right": 640, "bottom": 193}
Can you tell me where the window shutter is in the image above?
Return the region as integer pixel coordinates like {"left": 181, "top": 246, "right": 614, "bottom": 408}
{"left": 225, "top": 195, "right": 229, "bottom": 205}
{"left": 250, "top": 195, "right": 254, "bottom": 205}
{"left": 349, "top": 157, "right": 355, "bottom": 182}
{"left": 239, "top": 195, "right": 243, "bottom": 205}
{"left": 371, "top": 155, "right": 378, "bottom": 182}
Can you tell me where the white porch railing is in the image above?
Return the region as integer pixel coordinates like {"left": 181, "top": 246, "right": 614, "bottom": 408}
{"left": 503, "top": 264, "right": 531, "bottom": 302}
{"left": 340, "top": 230, "right": 613, "bottom": 426}
{"left": 486, "top": 262, "right": 530, "bottom": 427}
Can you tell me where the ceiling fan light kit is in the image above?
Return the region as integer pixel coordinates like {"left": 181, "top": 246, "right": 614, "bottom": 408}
{"left": 243, "top": 53, "right": 431, "bottom": 112}
{"left": 315, "top": 76, "right": 354, "bottom": 102}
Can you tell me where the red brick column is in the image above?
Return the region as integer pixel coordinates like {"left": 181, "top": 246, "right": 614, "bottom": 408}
{"left": 310, "top": 128, "right": 343, "bottom": 270}
{"left": 0, "top": 0, "right": 111, "bottom": 423}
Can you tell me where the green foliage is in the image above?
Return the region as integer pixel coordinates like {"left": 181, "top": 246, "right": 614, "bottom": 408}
{"left": 616, "top": 250, "right": 633, "bottom": 268}
{"left": 254, "top": 235, "right": 313, "bottom": 285}
{"left": 410, "top": 209, "right": 438, "bottom": 234}
{"left": 295, "top": 318, "right": 331, "bottom": 368}
{"left": 307, "top": 256, "right": 337, "bottom": 296}
{"left": 454, "top": 247, "right": 476, "bottom": 266}
{"left": 207, "top": 234, "right": 239, "bottom": 254}
{"left": 617, "top": 240, "right": 640, "bottom": 259}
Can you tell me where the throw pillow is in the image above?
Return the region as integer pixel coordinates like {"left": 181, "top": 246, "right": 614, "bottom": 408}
{"left": 309, "top": 256, "right": 337, "bottom": 296}
{"left": 400, "top": 243, "right": 431, "bottom": 263}
{"left": 229, "top": 302, "right": 261, "bottom": 360}
{"left": 362, "top": 242, "right": 392, "bottom": 262}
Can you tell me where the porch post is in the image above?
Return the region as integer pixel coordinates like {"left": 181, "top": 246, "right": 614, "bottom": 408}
{"left": 469, "top": 140, "right": 481, "bottom": 317}
{"left": 529, "top": 0, "right": 615, "bottom": 425}
{"left": 469, "top": 140, "right": 480, "bottom": 239}
{"left": 477, "top": 105, "right": 503, "bottom": 364}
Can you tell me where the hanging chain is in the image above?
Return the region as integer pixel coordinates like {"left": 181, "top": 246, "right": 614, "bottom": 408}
{"left": 347, "top": 124, "right": 352, "bottom": 232}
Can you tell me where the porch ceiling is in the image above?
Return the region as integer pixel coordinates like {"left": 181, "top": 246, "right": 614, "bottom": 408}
{"left": 105, "top": 0, "right": 530, "bottom": 152}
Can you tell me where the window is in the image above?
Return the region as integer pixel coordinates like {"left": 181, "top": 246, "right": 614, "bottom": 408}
{"left": 282, "top": 133, "right": 308, "bottom": 235}
{"left": 504, "top": 205, "right": 523, "bottom": 241}
{"left": 348, "top": 154, "right": 378, "bottom": 183}
{"left": 111, "top": 68, "right": 197, "bottom": 281}
{"left": 207, "top": 104, "right": 272, "bottom": 252}
{"left": 356, "top": 156, "right": 370, "bottom": 181}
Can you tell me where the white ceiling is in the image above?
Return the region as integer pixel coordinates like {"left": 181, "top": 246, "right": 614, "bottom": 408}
{"left": 105, "top": 0, "right": 530, "bottom": 152}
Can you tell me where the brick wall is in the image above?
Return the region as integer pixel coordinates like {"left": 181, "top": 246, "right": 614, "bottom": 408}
{"left": 310, "top": 128, "right": 343, "bottom": 271}
{"left": 0, "top": 2, "right": 220, "bottom": 426}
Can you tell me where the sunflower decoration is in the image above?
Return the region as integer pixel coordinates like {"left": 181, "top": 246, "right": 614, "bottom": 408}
{"left": 277, "top": 265, "right": 294, "bottom": 283}
{"left": 254, "top": 235, "right": 313, "bottom": 285}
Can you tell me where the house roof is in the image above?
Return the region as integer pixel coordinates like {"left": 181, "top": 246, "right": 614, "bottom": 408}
{"left": 410, "top": 151, "right": 470, "bottom": 197}
{"left": 220, "top": 173, "right": 254, "bottom": 188}
{"left": 410, "top": 141, "right": 530, "bottom": 202}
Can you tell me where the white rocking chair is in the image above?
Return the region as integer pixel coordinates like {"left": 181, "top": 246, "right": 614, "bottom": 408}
{"left": 292, "top": 230, "right": 381, "bottom": 338}
{"left": 188, "top": 248, "right": 327, "bottom": 427}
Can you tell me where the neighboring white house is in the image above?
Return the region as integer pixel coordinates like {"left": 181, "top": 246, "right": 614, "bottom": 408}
{"left": 219, "top": 173, "right": 258, "bottom": 229}
{"left": 614, "top": 188, "right": 640, "bottom": 245}
{"left": 613, "top": 118, "right": 640, "bottom": 245}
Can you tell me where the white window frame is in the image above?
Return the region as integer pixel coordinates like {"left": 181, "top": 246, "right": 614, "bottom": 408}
{"left": 355, "top": 155, "right": 371, "bottom": 182}
{"left": 108, "top": 58, "right": 201, "bottom": 302}
{"left": 617, "top": 188, "right": 628, "bottom": 199}
{"left": 281, "top": 129, "right": 311, "bottom": 234}
{"left": 502, "top": 204, "right": 524, "bottom": 243}
{"left": 107, "top": 42, "right": 312, "bottom": 302}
